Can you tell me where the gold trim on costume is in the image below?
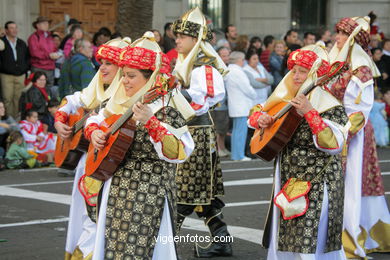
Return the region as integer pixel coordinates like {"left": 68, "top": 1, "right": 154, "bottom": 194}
{"left": 342, "top": 228, "right": 368, "bottom": 259}
{"left": 249, "top": 104, "right": 263, "bottom": 117}
{"left": 64, "top": 247, "right": 93, "bottom": 260}
{"left": 161, "top": 135, "right": 187, "bottom": 160}
{"left": 83, "top": 176, "right": 103, "bottom": 194}
{"left": 317, "top": 127, "right": 339, "bottom": 149}
{"left": 284, "top": 179, "right": 310, "bottom": 199}
{"left": 349, "top": 111, "right": 365, "bottom": 135}
{"left": 367, "top": 220, "right": 390, "bottom": 253}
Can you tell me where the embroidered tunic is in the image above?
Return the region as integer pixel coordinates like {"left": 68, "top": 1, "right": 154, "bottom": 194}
{"left": 84, "top": 100, "right": 194, "bottom": 260}
{"left": 176, "top": 64, "right": 225, "bottom": 205}
{"left": 249, "top": 87, "right": 349, "bottom": 254}
{"left": 277, "top": 105, "right": 348, "bottom": 253}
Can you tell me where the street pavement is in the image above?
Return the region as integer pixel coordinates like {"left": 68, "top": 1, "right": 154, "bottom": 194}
{"left": 1, "top": 148, "right": 390, "bottom": 260}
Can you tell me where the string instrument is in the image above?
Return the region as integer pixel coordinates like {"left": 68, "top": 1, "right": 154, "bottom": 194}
{"left": 249, "top": 62, "right": 345, "bottom": 161}
{"left": 85, "top": 77, "right": 177, "bottom": 181}
{"left": 54, "top": 108, "right": 93, "bottom": 169}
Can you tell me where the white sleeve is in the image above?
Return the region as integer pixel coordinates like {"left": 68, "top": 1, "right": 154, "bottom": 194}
{"left": 19, "top": 127, "right": 37, "bottom": 144}
{"left": 150, "top": 130, "right": 195, "bottom": 163}
{"left": 343, "top": 80, "right": 374, "bottom": 124}
{"left": 186, "top": 66, "right": 225, "bottom": 116}
{"left": 59, "top": 91, "right": 83, "bottom": 115}
{"left": 85, "top": 109, "right": 106, "bottom": 128}
{"left": 312, "top": 119, "right": 346, "bottom": 155}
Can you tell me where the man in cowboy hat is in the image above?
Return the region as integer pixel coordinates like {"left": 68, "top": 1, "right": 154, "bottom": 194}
{"left": 28, "top": 16, "right": 60, "bottom": 92}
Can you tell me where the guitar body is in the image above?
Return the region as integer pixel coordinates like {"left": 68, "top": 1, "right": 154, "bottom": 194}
{"left": 54, "top": 108, "right": 90, "bottom": 169}
{"left": 250, "top": 102, "right": 303, "bottom": 161}
{"left": 85, "top": 114, "right": 137, "bottom": 181}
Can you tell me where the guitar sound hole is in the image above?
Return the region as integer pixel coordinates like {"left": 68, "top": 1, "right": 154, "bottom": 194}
{"left": 259, "top": 129, "right": 264, "bottom": 142}
{"left": 94, "top": 149, "right": 98, "bottom": 162}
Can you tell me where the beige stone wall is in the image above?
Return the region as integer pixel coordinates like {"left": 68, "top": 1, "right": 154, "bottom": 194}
{"left": 152, "top": 0, "right": 189, "bottom": 34}
{"left": 233, "top": 0, "right": 290, "bottom": 39}
{"left": 328, "top": 0, "right": 390, "bottom": 34}
{"left": 1, "top": 0, "right": 389, "bottom": 42}
{"left": 0, "top": 0, "right": 40, "bottom": 41}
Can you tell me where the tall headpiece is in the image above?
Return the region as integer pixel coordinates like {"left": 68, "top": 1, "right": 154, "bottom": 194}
{"left": 263, "top": 44, "right": 339, "bottom": 113}
{"left": 105, "top": 32, "right": 173, "bottom": 115}
{"left": 329, "top": 16, "right": 380, "bottom": 80}
{"left": 172, "top": 7, "right": 213, "bottom": 42}
{"left": 172, "top": 7, "right": 228, "bottom": 87}
{"left": 95, "top": 37, "right": 132, "bottom": 65}
{"left": 335, "top": 17, "right": 370, "bottom": 54}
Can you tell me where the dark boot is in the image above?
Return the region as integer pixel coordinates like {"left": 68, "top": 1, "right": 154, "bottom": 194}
{"left": 194, "top": 213, "right": 233, "bottom": 258}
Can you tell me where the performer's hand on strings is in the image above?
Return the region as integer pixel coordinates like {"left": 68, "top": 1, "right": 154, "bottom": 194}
{"left": 91, "top": 130, "right": 109, "bottom": 150}
{"left": 132, "top": 102, "right": 154, "bottom": 124}
{"left": 291, "top": 94, "right": 313, "bottom": 116}
{"left": 257, "top": 114, "right": 274, "bottom": 128}
{"left": 55, "top": 121, "right": 72, "bottom": 139}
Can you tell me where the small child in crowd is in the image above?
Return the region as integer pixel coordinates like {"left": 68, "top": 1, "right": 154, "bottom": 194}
{"left": 19, "top": 110, "right": 56, "bottom": 163}
{"left": 5, "top": 131, "right": 38, "bottom": 169}
{"left": 370, "top": 90, "right": 389, "bottom": 146}
{"left": 41, "top": 99, "right": 59, "bottom": 134}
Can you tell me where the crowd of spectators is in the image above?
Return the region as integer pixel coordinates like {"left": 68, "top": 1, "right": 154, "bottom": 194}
{"left": 0, "top": 16, "right": 123, "bottom": 169}
{"left": 0, "top": 11, "right": 389, "bottom": 167}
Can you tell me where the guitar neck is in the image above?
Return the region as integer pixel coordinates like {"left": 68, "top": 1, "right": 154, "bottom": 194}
{"left": 111, "top": 108, "right": 134, "bottom": 134}
{"left": 74, "top": 110, "right": 93, "bottom": 133}
{"left": 109, "top": 81, "right": 177, "bottom": 134}
{"left": 274, "top": 81, "right": 318, "bottom": 119}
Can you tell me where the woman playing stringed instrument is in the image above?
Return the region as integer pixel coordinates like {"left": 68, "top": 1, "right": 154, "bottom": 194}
{"left": 248, "top": 45, "right": 349, "bottom": 259}
{"left": 84, "top": 32, "right": 194, "bottom": 260}
{"left": 54, "top": 37, "right": 131, "bottom": 260}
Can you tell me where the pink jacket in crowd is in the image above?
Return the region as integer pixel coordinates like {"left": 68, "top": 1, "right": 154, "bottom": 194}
{"left": 28, "top": 30, "right": 57, "bottom": 70}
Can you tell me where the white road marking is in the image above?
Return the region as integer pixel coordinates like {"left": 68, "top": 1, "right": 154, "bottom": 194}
{"left": 2, "top": 171, "right": 389, "bottom": 190}
{"left": 220, "top": 159, "right": 390, "bottom": 164}
{"left": 182, "top": 217, "right": 263, "bottom": 244}
{"left": 0, "top": 186, "right": 71, "bottom": 205}
{"left": 0, "top": 215, "right": 264, "bottom": 245}
{"left": 226, "top": 201, "right": 269, "bottom": 207}
{"left": 0, "top": 217, "right": 69, "bottom": 228}
{"left": 223, "top": 167, "right": 273, "bottom": 173}
{"left": 7, "top": 180, "right": 73, "bottom": 187}
{"left": 224, "top": 178, "right": 273, "bottom": 186}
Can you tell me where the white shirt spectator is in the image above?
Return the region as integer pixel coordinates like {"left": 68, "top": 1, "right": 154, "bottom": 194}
{"left": 225, "top": 63, "right": 257, "bottom": 117}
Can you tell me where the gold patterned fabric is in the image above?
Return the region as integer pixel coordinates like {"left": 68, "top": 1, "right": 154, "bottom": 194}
{"left": 176, "top": 125, "right": 224, "bottom": 205}
{"left": 65, "top": 247, "right": 93, "bottom": 260}
{"left": 349, "top": 111, "right": 365, "bottom": 136}
{"left": 161, "top": 135, "right": 187, "bottom": 160}
{"left": 104, "top": 106, "right": 186, "bottom": 260}
{"left": 269, "top": 105, "right": 349, "bottom": 254}
{"left": 317, "top": 127, "right": 340, "bottom": 149}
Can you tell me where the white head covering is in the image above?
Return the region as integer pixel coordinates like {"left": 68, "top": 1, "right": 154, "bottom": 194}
{"left": 104, "top": 32, "right": 171, "bottom": 115}
{"left": 263, "top": 44, "right": 340, "bottom": 113}
{"left": 329, "top": 16, "right": 380, "bottom": 79}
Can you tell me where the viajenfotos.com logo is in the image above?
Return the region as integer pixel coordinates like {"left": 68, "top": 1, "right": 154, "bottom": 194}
{"left": 154, "top": 234, "right": 234, "bottom": 244}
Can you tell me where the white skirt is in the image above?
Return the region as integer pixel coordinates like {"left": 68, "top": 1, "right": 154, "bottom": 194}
{"left": 65, "top": 154, "right": 96, "bottom": 257}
